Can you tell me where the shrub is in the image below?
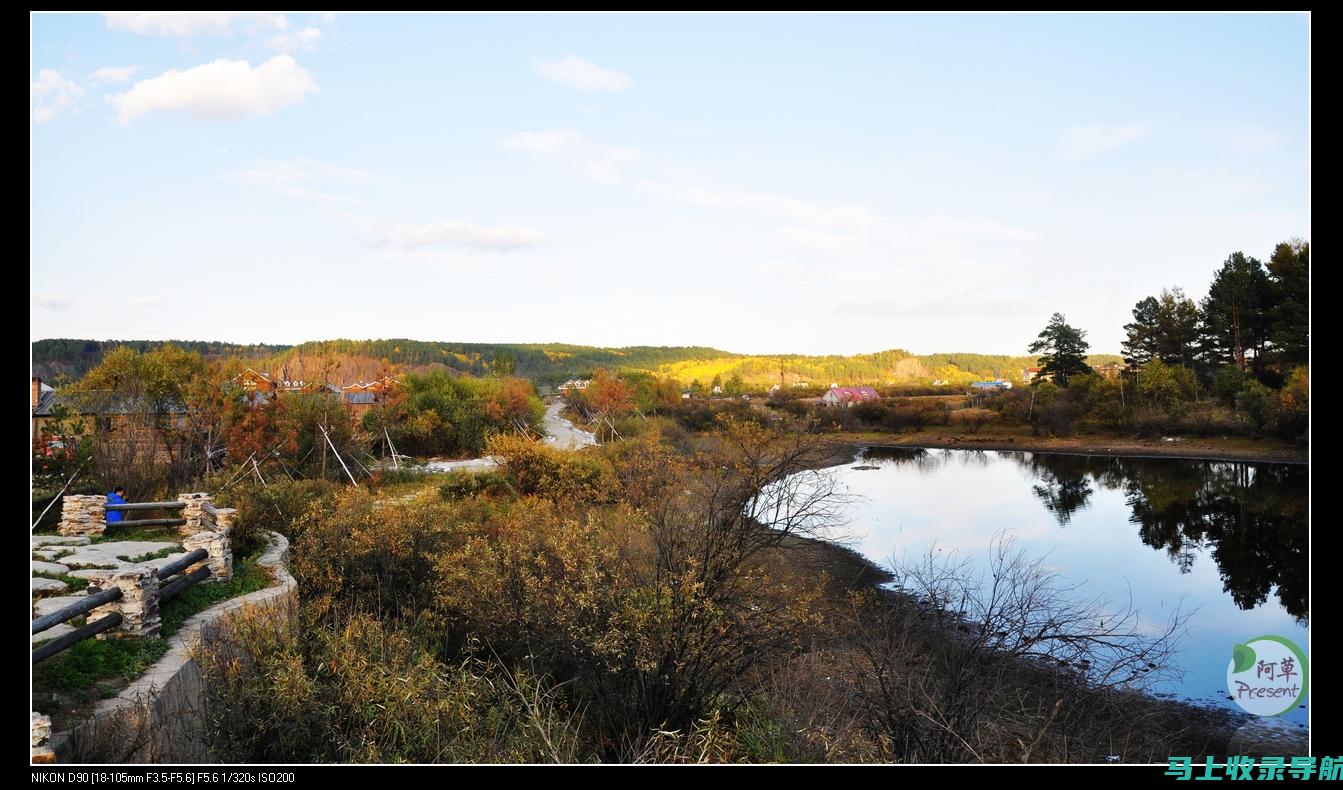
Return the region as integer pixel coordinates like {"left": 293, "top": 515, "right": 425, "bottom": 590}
{"left": 218, "top": 478, "right": 341, "bottom": 553}
{"left": 486, "top": 434, "right": 614, "bottom": 503}
{"left": 1211, "top": 365, "right": 1246, "bottom": 407}
{"left": 1275, "top": 367, "right": 1308, "bottom": 441}
{"left": 438, "top": 470, "right": 516, "bottom": 501}
{"left": 1236, "top": 380, "right": 1276, "bottom": 433}
{"left": 199, "top": 601, "right": 585, "bottom": 763}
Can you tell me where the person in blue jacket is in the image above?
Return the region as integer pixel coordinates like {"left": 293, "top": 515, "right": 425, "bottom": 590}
{"left": 106, "top": 486, "right": 127, "bottom": 523}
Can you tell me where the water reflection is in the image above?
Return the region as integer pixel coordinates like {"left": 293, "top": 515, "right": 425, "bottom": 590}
{"left": 856, "top": 447, "right": 1308, "bottom": 624}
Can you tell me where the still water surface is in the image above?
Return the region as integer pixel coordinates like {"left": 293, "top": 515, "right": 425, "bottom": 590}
{"left": 830, "top": 447, "right": 1308, "bottom": 728}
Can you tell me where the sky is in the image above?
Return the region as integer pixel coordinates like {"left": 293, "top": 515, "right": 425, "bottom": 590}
{"left": 30, "top": 12, "right": 1309, "bottom": 356}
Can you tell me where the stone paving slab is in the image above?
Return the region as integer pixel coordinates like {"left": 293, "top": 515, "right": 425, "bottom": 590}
{"left": 32, "top": 577, "right": 69, "bottom": 594}
{"left": 58, "top": 541, "right": 181, "bottom": 569}
{"left": 66, "top": 569, "right": 113, "bottom": 580}
{"left": 56, "top": 552, "right": 127, "bottom": 569}
{"left": 32, "top": 561, "right": 71, "bottom": 575}
{"left": 32, "top": 535, "right": 92, "bottom": 547}
{"left": 33, "top": 596, "right": 84, "bottom": 617}
{"left": 33, "top": 623, "right": 76, "bottom": 644}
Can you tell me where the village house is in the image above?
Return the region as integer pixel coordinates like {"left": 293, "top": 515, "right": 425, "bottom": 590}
{"left": 339, "top": 376, "right": 400, "bottom": 419}
{"left": 232, "top": 368, "right": 274, "bottom": 393}
{"left": 819, "top": 386, "right": 879, "bottom": 407}
{"left": 31, "top": 376, "right": 187, "bottom": 459}
{"left": 558, "top": 379, "right": 591, "bottom": 395}
{"left": 233, "top": 370, "right": 399, "bottom": 418}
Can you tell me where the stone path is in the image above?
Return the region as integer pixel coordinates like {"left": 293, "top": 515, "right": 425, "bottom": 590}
{"left": 31, "top": 534, "right": 188, "bottom": 642}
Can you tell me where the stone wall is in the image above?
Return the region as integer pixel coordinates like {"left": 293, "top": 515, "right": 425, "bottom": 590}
{"left": 50, "top": 532, "right": 294, "bottom": 764}
{"left": 58, "top": 495, "right": 105, "bottom": 537}
{"left": 86, "top": 567, "right": 161, "bottom": 639}
{"left": 176, "top": 493, "right": 210, "bottom": 535}
{"left": 32, "top": 713, "right": 54, "bottom": 764}
{"left": 182, "top": 529, "right": 232, "bottom": 583}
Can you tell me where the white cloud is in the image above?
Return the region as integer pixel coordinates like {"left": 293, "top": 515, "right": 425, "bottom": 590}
{"left": 225, "top": 158, "right": 368, "bottom": 203}
{"left": 367, "top": 220, "right": 544, "bottom": 252}
{"left": 31, "top": 69, "right": 84, "bottom": 123}
{"left": 34, "top": 294, "right": 74, "bottom": 310}
{"left": 501, "top": 128, "right": 637, "bottom": 184}
{"left": 108, "top": 55, "right": 319, "bottom": 124}
{"left": 134, "top": 296, "right": 164, "bottom": 308}
{"left": 268, "top": 27, "right": 324, "bottom": 54}
{"left": 104, "top": 13, "right": 323, "bottom": 53}
{"left": 1058, "top": 124, "right": 1152, "bottom": 160}
{"left": 86, "top": 66, "right": 140, "bottom": 85}
{"left": 535, "top": 55, "right": 632, "bottom": 93}
{"left": 103, "top": 12, "right": 286, "bottom": 39}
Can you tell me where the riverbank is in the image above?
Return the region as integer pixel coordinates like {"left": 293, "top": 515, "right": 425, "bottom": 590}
{"left": 781, "top": 528, "right": 1308, "bottom": 760}
{"left": 821, "top": 429, "right": 1307, "bottom": 465}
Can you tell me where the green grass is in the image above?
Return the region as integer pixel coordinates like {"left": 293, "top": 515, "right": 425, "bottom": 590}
{"left": 160, "top": 552, "right": 271, "bottom": 638}
{"left": 32, "top": 637, "right": 170, "bottom": 707}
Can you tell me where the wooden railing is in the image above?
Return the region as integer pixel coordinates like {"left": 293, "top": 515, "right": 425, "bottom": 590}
{"left": 31, "top": 548, "right": 211, "bottom": 665}
{"left": 105, "top": 500, "right": 187, "bottom": 529}
{"left": 32, "top": 614, "right": 123, "bottom": 664}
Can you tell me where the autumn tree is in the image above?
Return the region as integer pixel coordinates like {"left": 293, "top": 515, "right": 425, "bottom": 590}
{"left": 71, "top": 345, "right": 218, "bottom": 492}
{"left": 586, "top": 368, "right": 634, "bottom": 417}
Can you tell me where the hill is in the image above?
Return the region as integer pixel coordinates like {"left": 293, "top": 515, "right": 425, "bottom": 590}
{"left": 31, "top": 338, "right": 1122, "bottom": 388}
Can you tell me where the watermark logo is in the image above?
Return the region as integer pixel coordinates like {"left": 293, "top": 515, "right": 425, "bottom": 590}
{"left": 1227, "top": 635, "right": 1309, "bottom": 717}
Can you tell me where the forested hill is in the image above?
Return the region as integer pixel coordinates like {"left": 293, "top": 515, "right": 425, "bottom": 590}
{"left": 30, "top": 338, "right": 736, "bottom": 385}
{"left": 31, "top": 339, "right": 292, "bottom": 381}
{"left": 32, "top": 337, "right": 1121, "bottom": 388}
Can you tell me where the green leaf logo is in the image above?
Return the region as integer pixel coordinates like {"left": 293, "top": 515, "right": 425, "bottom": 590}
{"left": 1232, "top": 643, "right": 1256, "bottom": 674}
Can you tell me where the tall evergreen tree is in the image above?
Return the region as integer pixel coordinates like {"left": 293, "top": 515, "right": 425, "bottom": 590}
{"left": 1155, "top": 288, "right": 1201, "bottom": 368}
{"left": 1028, "top": 313, "right": 1092, "bottom": 386}
{"left": 1122, "top": 296, "right": 1161, "bottom": 367}
{"left": 1201, "top": 253, "right": 1272, "bottom": 372}
{"left": 1267, "top": 240, "right": 1309, "bottom": 368}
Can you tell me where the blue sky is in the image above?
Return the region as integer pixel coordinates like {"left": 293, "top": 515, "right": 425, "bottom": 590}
{"left": 30, "top": 12, "right": 1309, "bottom": 356}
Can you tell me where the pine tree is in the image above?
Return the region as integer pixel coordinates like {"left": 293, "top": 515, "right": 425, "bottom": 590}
{"left": 1028, "top": 313, "right": 1092, "bottom": 387}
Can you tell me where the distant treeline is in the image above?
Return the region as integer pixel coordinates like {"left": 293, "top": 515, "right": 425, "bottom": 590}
{"left": 33, "top": 337, "right": 1120, "bottom": 389}
{"left": 32, "top": 339, "right": 290, "bottom": 381}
